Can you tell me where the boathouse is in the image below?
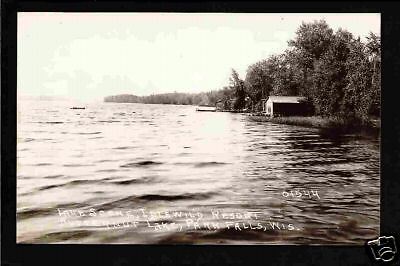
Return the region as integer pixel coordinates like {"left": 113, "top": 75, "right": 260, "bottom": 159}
{"left": 263, "top": 96, "right": 309, "bottom": 117}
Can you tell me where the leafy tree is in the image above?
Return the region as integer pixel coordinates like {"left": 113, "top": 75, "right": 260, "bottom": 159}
{"left": 311, "top": 29, "right": 353, "bottom": 117}
{"left": 229, "top": 69, "right": 246, "bottom": 110}
{"left": 245, "top": 59, "right": 273, "bottom": 109}
{"left": 288, "top": 20, "right": 334, "bottom": 99}
{"left": 269, "top": 52, "right": 302, "bottom": 97}
{"left": 366, "top": 32, "right": 381, "bottom": 117}
{"left": 288, "top": 19, "right": 334, "bottom": 62}
{"left": 343, "top": 37, "right": 376, "bottom": 122}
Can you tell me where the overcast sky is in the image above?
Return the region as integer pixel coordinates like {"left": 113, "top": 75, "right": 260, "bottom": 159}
{"left": 18, "top": 13, "right": 380, "bottom": 102}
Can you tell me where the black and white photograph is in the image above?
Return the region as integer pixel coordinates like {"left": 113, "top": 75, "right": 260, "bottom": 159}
{"left": 16, "top": 12, "right": 381, "bottom": 244}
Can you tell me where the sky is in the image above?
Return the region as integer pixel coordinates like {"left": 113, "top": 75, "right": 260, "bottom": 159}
{"left": 18, "top": 13, "right": 380, "bottom": 102}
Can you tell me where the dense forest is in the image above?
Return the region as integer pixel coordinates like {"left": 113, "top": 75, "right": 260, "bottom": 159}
{"left": 105, "top": 20, "right": 380, "bottom": 123}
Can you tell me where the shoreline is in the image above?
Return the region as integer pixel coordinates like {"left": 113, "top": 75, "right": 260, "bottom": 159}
{"left": 103, "top": 102, "right": 380, "bottom": 136}
{"left": 247, "top": 115, "right": 380, "bottom": 136}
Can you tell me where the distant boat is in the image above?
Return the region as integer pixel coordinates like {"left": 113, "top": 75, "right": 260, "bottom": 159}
{"left": 70, "top": 107, "right": 86, "bottom": 110}
{"left": 196, "top": 105, "right": 216, "bottom": 112}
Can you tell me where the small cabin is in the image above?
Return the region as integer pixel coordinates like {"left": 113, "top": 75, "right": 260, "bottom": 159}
{"left": 263, "top": 96, "right": 309, "bottom": 117}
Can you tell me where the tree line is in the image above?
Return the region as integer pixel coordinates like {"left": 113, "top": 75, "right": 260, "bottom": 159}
{"left": 104, "top": 91, "right": 225, "bottom": 106}
{"left": 105, "top": 20, "right": 380, "bottom": 123}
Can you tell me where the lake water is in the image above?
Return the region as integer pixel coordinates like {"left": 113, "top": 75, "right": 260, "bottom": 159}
{"left": 17, "top": 99, "right": 380, "bottom": 244}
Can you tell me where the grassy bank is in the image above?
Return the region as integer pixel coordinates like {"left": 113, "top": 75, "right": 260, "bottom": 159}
{"left": 248, "top": 115, "right": 380, "bottom": 135}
